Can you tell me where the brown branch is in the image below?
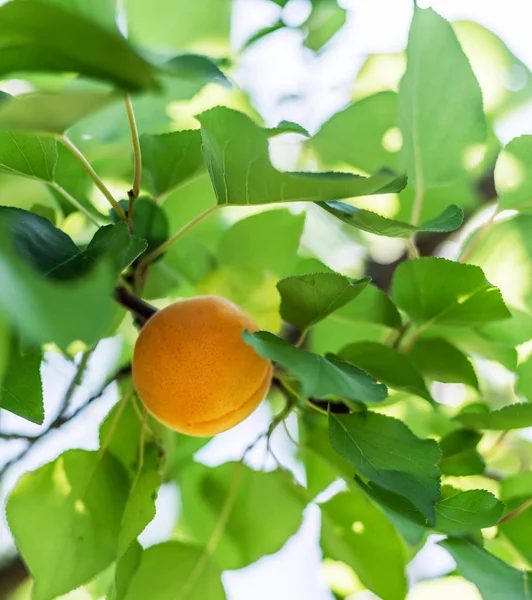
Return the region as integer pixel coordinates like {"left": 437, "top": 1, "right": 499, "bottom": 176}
{"left": 114, "top": 285, "right": 158, "bottom": 326}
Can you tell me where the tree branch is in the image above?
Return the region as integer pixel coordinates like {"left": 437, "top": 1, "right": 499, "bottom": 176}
{"left": 114, "top": 285, "right": 158, "bottom": 326}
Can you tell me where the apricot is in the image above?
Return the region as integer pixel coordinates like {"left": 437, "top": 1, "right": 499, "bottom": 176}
{"left": 132, "top": 295, "right": 272, "bottom": 436}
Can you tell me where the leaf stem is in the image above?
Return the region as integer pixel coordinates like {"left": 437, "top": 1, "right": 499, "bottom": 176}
{"left": 497, "top": 497, "right": 532, "bottom": 525}
{"left": 59, "top": 135, "right": 126, "bottom": 220}
{"left": 124, "top": 95, "right": 142, "bottom": 232}
{"left": 406, "top": 238, "right": 420, "bottom": 259}
{"left": 50, "top": 182, "right": 103, "bottom": 226}
{"left": 411, "top": 184, "right": 424, "bottom": 226}
{"left": 140, "top": 205, "right": 219, "bottom": 266}
{"left": 459, "top": 204, "right": 500, "bottom": 264}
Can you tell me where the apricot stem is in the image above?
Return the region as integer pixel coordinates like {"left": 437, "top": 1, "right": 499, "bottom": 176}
{"left": 140, "top": 204, "right": 219, "bottom": 266}
{"left": 59, "top": 134, "right": 126, "bottom": 220}
{"left": 125, "top": 95, "right": 142, "bottom": 232}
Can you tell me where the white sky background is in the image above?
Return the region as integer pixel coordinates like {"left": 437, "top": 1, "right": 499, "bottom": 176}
{"left": 1, "top": 1, "right": 532, "bottom": 599}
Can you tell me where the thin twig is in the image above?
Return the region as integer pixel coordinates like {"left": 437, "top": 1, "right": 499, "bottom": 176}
{"left": 459, "top": 204, "right": 500, "bottom": 263}
{"left": 124, "top": 95, "right": 142, "bottom": 232}
{"left": 59, "top": 135, "right": 126, "bottom": 220}
{"left": 139, "top": 205, "right": 219, "bottom": 266}
{"left": 497, "top": 497, "right": 532, "bottom": 525}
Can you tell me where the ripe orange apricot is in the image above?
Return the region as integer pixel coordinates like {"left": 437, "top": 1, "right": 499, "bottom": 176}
{"left": 132, "top": 295, "right": 272, "bottom": 436}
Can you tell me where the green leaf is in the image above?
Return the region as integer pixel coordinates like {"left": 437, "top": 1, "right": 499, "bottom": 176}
{"left": 267, "top": 120, "right": 310, "bottom": 138}
{"left": 0, "top": 335, "right": 43, "bottom": 424}
{"left": 0, "top": 217, "right": 117, "bottom": 347}
{"left": 0, "top": 1, "right": 158, "bottom": 91}
{"left": 0, "top": 92, "right": 118, "bottom": 135}
{"left": 114, "top": 541, "right": 143, "bottom": 600}
{"left": 392, "top": 258, "right": 511, "bottom": 327}
{"left": 329, "top": 411, "right": 441, "bottom": 519}
{"left": 241, "top": 21, "right": 285, "bottom": 52}
{"left": 198, "top": 106, "right": 406, "bottom": 206}
{"left": 163, "top": 54, "right": 231, "bottom": 88}
{"left": 338, "top": 341, "right": 432, "bottom": 402}
{"left": 496, "top": 136, "right": 532, "bottom": 212}
{"left": 123, "top": 542, "right": 226, "bottom": 600}
{"left": 439, "top": 429, "right": 485, "bottom": 476}
{"left": 440, "top": 538, "right": 532, "bottom": 600}
{"left": 218, "top": 210, "right": 305, "bottom": 277}
{"left": 499, "top": 473, "right": 532, "bottom": 565}
{"left": 304, "top": 0, "right": 346, "bottom": 51}
{"left": 311, "top": 92, "right": 399, "bottom": 174}
{"left": 277, "top": 272, "right": 370, "bottom": 331}
{"left": 319, "top": 201, "right": 463, "bottom": 237}
{"left": 245, "top": 331, "right": 388, "bottom": 404}
{"left": 117, "top": 452, "right": 162, "bottom": 558}
{"left": 435, "top": 490, "right": 504, "bottom": 534}
{"left": 398, "top": 7, "right": 487, "bottom": 188}
{"left": 406, "top": 338, "right": 479, "bottom": 389}
{"left": 454, "top": 403, "right": 532, "bottom": 430}
{"left": 320, "top": 490, "right": 407, "bottom": 600}
{"left": 0, "top": 131, "right": 57, "bottom": 180}
{"left": 43, "top": 0, "right": 119, "bottom": 30}
{"left": 6, "top": 450, "right": 129, "bottom": 600}
{"left": 479, "top": 306, "right": 532, "bottom": 347}
{"left": 178, "top": 463, "right": 305, "bottom": 570}
{"left": 517, "top": 355, "right": 532, "bottom": 402}
{"left": 140, "top": 130, "right": 204, "bottom": 198}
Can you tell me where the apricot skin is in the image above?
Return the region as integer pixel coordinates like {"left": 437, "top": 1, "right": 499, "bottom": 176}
{"left": 132, "top": 296, "right": 272, "bottom": 436}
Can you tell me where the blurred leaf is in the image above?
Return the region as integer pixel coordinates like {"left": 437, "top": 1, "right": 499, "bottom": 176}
{"left": 398, "top": 7, "right": 487, "bottom": 189}
{"left": 277, "top": 272, "right": 370, "bottom": 331}
{"left": 440, "top": 538, "right": 532, "bottom": 600}
{"left": 320, "top": 490, "right": 408, "bottom": 600}
{"left": 140, "top": 130, "right": 204, "bottom": 198}
{"left": 338, "top": 341, "right": 432, "bottom": 402}
{"left": 517, "top": 355, "right": 532, "bottom": 401}
{"left": 6, "top": 450, "right": 129, "bottom": 600}
{"left": 455, "top": 403, "right": 532, "bottom": 430}
{"left": 499, "top": 473, "right": 532, "bottom": 565}
{"left": 496, "top": 135, "right": 532, "bottom": 213}
{"left": 329, "top": 411, "right": 441, "bottom": 520}
{"left": 245, "top": 331, "right": 388, "bottom": 404}
{"left": 241, "top": 21, "right": 285, "bottom": 52}
{"left": 0, "top": 335, "right": 43, "bottom": 424}
{"left": 126, "top": 0, "right": 232, "bottom": 51}
{"left": 117, "top": 451, "right": 162, "bottom": 558}
{"left": 355, "top": 477, "right": 427, "bottom": 546}
{"left": 0, "top": 131, "right": 57, "bottom": 180}
{"left": 311, "top": 91, "right": 398, "bottom": 174}
{"left": 163, "top": 54, "right": 231, "bottom": 87}
{"left": 0, "top": 1, "right": 158, "bottom": 91}
{"left": 406, "top": 338, "right": 479, "bottom": 389}
{"left": 439, "top": 429, "right": 485, "bottom": 476}
{"left": 44, "top": 0, "right": 118, "bottom": 29}
{"left": 304, "top": 0, "right": 346, "bottom": 51}
{"left": 479, "top": 306, "right": 532, "bottom": 346}
{"left": 0, "top": 92, "right": 118, "bottom": 134}
{"left": 198, "top": 107, "right": 406, "bottom": 206}
{"left": 435, "top": 490, "right": 504, "bottom": 534}
{"left": 320, "top": 201, "right": 463, "bottom": 237}
{"left": 267, "top": 120, "right": 311, "bottom": 138}
{"left": 0, "top": 219, "right": 117, "bottom": 347}
{"left": 114, "top": 541, "right": 143, "bottom": 600}
{"left": 123, "top": 542, "right": 225, "bottom": 600}
{"left": 218, "top": 210, "right": 305, "bottom": 277}
{"left": 178, "top": 463, "right": 305, "bottom": 570}
{"left": 392, "top": 258, "right": 511, "bottom": 327}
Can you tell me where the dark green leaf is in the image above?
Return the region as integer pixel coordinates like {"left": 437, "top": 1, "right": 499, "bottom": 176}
{"left": 406, "top": 337, "right": 478, "bottom": 389}
{"left": 439, "top": 429, "right": 485, "bottom": 476}
{"left": 178, "top": 463, "right": 305, "bottom": 569}
{"left": 435, "top": 490, "right": 504, "bottom": 534}
{"left": 198, "top": 106, "right": 406, "bottom": 206}
{"left": 440, "top": 538, "right": 532, "bottom": 600}
{"left": 0, "top": 1, "right": 158, "bottom": 91}
{"left": 163, "top": 54, "right": 231, "bottom": 88}
{"left": 0, "top": 335, "right": 43, "bottom": 424}
{"left": 0, "top": 92, "right": 118, "bottom": 134}
{"left": 320, "top": 490, "right": 407, "bottom": 600}
{"left": 329, "top": 411, "right": 441, "bottom": 519}
{"left": 6, "top": 450, "right": 129, "bottom": 600}
{"left": 245, "top": 331, "right": 388, "bottom": 404}
{"left": 454, "top": 403, "right": 532, "bottom": 430}
{"left": 112, "top": 197, "right": 168, "bottom": 256}
{"left": 338, "top": 341, "right": 432, "bottom": 402}
{"left": 319, "top": 201, "right": 463, "bottom": 237}
{"left": 140, "top": 130, "right": 204, "bottom": 198}
{"left": 123, "top": 542, "right": 226, "bottom": 600}
{"left": 398, "top": 7, "right": 487, "bottom": 188}
{"left": 218, "top": 210, "right": 305, "bottom": 277}
{"left": 277, "top": 272, "right": 370, "bottom": 331}
{"left": 392, "top": 258, "right": 511, "bottom": 326}
{"left": 496, "top": 135, "right": 532, "bottom": 212}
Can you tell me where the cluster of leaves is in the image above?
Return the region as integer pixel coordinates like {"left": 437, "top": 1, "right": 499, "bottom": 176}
{"left": 0, "top": 1, "right": 532, "bottom": 600}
